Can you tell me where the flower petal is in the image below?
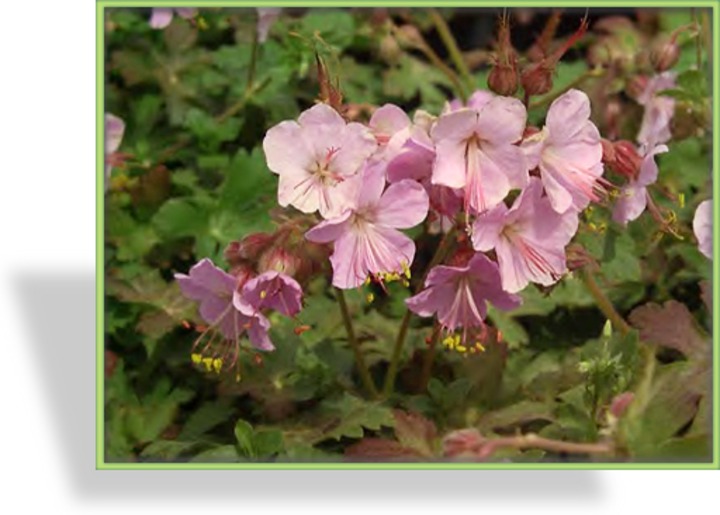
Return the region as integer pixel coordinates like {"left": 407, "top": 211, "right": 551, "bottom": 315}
{"left": 376, "top": 180, "right": 429, "bottom": 229}
{"left": 693, "top": 199, "right": 713, "bottom": 259}
{"left": 305, "top": 209, "right": 353, "bottom": 243}
{"left": 546, "top": 89, "right": 592, "bottom": 145}
{"left": 149, "top": 8, "right": 174, "bottom": 29}
{"left": 476, "top": 96, "right": 527, "bottom": 145}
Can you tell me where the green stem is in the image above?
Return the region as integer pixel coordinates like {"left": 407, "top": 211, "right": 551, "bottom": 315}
{"left": 413, "top": 38, "right": 467, "bottom": 102}
{"left": 580, "top": 269, "right": 631, "bottom": 336}
{"left": 335, "top": 288, "right": 379, "bottom": 399}
{"left": 383, "top": 227, "right": 458, "bottom": 397}
{"left": 428, "top": 9, "right": 473, "bottom": 91}
{"left": 418, "top": 323, "right": 441, "bottom": 392}
{"left": 246, "top": 24, "right": 260, "bottom": 93}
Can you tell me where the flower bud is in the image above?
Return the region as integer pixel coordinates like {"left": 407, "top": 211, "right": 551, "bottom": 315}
{"left": 650, "top": 35, "right": 680, "bottom": 73}
{"left": 379, "top": 34, "right": 402, "bottom": 64}
{"left": 609, "top": 392, "right": 634, "bottom": 418}
{"left": 395, "top": 24, "right": 424, "bottom": 49}
{"left": 520, "top": 63, "right": 554, "bottom": 96}
{"left": 226, "top": 232, "right": 274, "bottom": 264}
{"left": 611, "top": 140, "right": 642, "bottom": 179}
{"left": 601, "top": 138, "right": 616, "bottom": 164}
{"left": 230, "top": 262, "right": 255, "bottom": 289}
{"left": 488, "top": 64, "right": 519, "bottom": 96}
{"left": 258, "top": 246, "right": 301, "bottom": 276}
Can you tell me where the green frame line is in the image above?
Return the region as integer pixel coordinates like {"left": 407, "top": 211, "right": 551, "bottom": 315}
{"left": 96, "top": 0, "right": 720, "bottom": 470}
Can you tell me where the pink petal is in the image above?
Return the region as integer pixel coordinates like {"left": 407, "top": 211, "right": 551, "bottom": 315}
{"left": 356, "top": 161, "right": 386, "bottom": 209}
{"left": 466, "top": 90, "right": 495, "bottom": 112}
{"left": 105, "top": 113, "right": 125, "bottom": 154}
{"left": 305, "top": 209, "right": 353, "bottom": 243}
{"left": 175, "top": 8, "right": 197, "bottom": 19}
{"left": 546, "top": 89, "right": 592, "bottom": 145}
{"left": 471, "top": 202, "right": 508, "bottom": 251}
{"left": 612, "top": 184, "right": 648, "bottom": 226}
{"left": 298, "top": 103, "right": 346, "bottom": 127}
{"left": 637, "top": 143, "right": 668, "bottom": 186}
{"left": 369, "top": 104, "right": 411, "bottom": 136}
{"left": 465, "top": 145, "right": 511, "bottom": 213}
{"left": 263, "top": 121, "right": 314, "bottom": 177}
{"left": 482, "top": 142, "right": 528, "bottom": 191}
{"left": 149, "top": 8, "right": 174, "bottom": 29}
{"left": 376, "top": 180, "right": 429, "bottom": 229}
{"left": 476, "top": 96, "right": 527, "bottom": 145}
{"left": 693, "top": 199, "right": 713, "bottom": 259}
{"left": 331, "top": 122, "right": 377, "bottom": 177}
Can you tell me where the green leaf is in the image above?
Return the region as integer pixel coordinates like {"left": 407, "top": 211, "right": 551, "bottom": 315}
{"left": 320, "top": 393, "right": 394, "bottom": 441}
{"left": 190, "top": 445, "right": 241, "bottom": 462}
{"left": 152, "top": 197, "right": 210, "bottom": 238}
{"left": 218, "top": 147, "right": 275, "bottom": 209}
{"left": 234, "top": 419, "right": 256, "bottom": 458}
{"left": 178, "top": 400, "right": 235, "bottom": 441}
{"left": 254, "top": 430, "right": 284, "bottom": 458}
{"left": 300, "top": 10, "right": 356, "bottom": 50}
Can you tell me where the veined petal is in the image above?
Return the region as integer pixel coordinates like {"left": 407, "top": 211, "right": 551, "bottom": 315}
{"left": 299, "top": 103, "right": 346, "bottom": 128}
{"left": 612, "top": 183, "right": 648, "bottom": 226}
{"left": 263, "top": 121, "right": 314, "bottom": 176}
{"left": 305, "top": 209, "right": 353, "bottom": 243}
{"left": 693, "top": 199, "right": 713, "bottom": 259}
{"left": 471, "top": 202, "right": 508, "bottom": 252}
{"left": 376, "top": 180, "right": 429, "bottom": 229}
{"left": 546, "top": 89, "right": 592, "bottom": 144}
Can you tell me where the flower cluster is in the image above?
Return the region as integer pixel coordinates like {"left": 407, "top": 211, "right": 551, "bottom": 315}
{"left": 259, "top": 88, "right": 608, "bottom": 349}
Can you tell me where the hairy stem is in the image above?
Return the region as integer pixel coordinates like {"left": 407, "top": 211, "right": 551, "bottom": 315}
{"left": 428, "top": 9, "right": 473, "bottom": 91}
{"left": 580, "top": 268, "right": 631, "bottom": 336}
{"left": 335, "top": 288, "right": 379, "bottom": 399}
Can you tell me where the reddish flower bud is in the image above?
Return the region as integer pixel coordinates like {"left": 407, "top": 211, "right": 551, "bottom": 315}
{"left": 601, "top": 138, "right": 616, "bottom": 164}
{"left": 650, "top": 35, "right": 680, "bottom": 73}
{"left": 488, "top": 13, "right": 519, "bottom": 96}
{"left": 258, "top": 246, "right": 301, "bottom": 276}
{"left": 611, "top": 140, "right": 642, "bottom": 179}
{"left": 230, "top": 262, "right": 255, "bottom": 289}
{"left": 521, "top": 17, "right": 588, "bottom": 98}
{"left": 609, "top": 392, "right": 634, "bottom": 418}
{"left": 226, "top": 232, "right": 274, "bottom": 264}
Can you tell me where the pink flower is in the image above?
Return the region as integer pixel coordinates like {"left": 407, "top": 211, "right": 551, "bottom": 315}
{"left": 387, "top": 129, "right": 461, "bottom": 233}
{"left": 521, "top": 89, "right": 605, "bottom": 214}
{"left": 442, "top": 90, "right": 495, "bottom": 114}
{"left": 693, "top": 199, "right": 712, "bottom": 260}
{"left": 368, "top": 104, "right": 412, "bottom": 161}
{"left": 431, "top": 96, "right": 528, "bottom": 215}
{"left": 256, "top": 8, "right": 282, "bottom": 43}
{"left": 175, "top": 258, "right": 274, "bottom": 352}
{"left": 612, "top": 143, "right": 668, "bottom": 226}
{"left": 239, "top": 270, "right": 303, "bottom": 317}
{"left": 305, "top": 163, "right": 429, "bottom": 289}
{"left": 405, "top": 253, "right": 520, "bottom": 340}
{"left": 471, "top": 178, "right": 579, "bottom": 293}
{"left": 149, "top": 8, "right": 197, "bottom": 29}
{"left": 637, "top": 72, "right": 676, "bottom": 146}
{"left": 105, "top": 113, "right": 125, "bottom": 190}
{"left": 263, "top": 104, "right": 377, "bottom": 218}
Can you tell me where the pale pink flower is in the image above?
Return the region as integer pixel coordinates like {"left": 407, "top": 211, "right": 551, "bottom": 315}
{"left": 612, "top": 143, "right": 668, "bottom": 226}
{"left": 431, "top": 96, "right": 528, "bottom": 215}
{"left": 521, "top": 89, "right": 605, "bottom": 214}
{"left": 693, "top": 199, "right": 712, "bottom": 260}
{"left": 442, "top": 90, "right": 495, "bottom": 114}
{"left": 637, "top": 72, "right": 676, "bottom": 146}
{"left": 263, "top": 104, "right": 377, "bottom": 218}
{"left": 405, "top": 253, "right": 520, "bottom": 339}
{"left": 256, "top": 8, "right": 282, "bottom": 43}
{"left": 471, "top": 178, "right": 579, "bottom": 293}
{"left": 175, "top": 258, "right": 274, "bottom": 352}
{"left": 305, "top": 162, "right": 429, "bottom": 289}
{"left": 368, "top": 104, "right": 412, "bottom": 161}
{"left": 105, "top": 113, "right": 125, "bottom": 190}
{"left": 149, "top": 8, "right": 197, "bottom": 29}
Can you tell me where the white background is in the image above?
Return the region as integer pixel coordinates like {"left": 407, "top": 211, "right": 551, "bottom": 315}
{"left": 0, "top": 0, "right": 716, "bottom": 512}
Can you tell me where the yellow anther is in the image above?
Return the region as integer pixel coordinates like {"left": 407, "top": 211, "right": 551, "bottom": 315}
{"left": 366, "top": 293, "right": 375, "bottom": 303}
{"left": 364, "top": 277, "right": 372, "bottom": 286}
{"left": 235, "top": 372, "right": 242, "bottom": 382}
{"left": 402, "top": 279, "right": 410, "bottom": 288}
{"left": 401, "top": 261, "right": 411, "bottom": 279}
{"left": 678, "top": 193, "right": 685, "bottom": 208}
{"left": 202, "top": 357, "right": 213, "bottom": 372}
{"left": 475, "top": 342, "right": 486, "bottom": 353}
{"left": 456, "top": 344, "right": 468, "bottom": 353}
{"left": 191, "top": 353, "right": 202, "bottom": 364}
{"left": 453, "top": 334, "right": 461, "bottom": 346}
{"left": 212, "top": 358, "right": 223, "bottom": 374}
{"left": 443, "top": 336, "right": 456, "bottom": 349}
{"left": 260, "top": 290, "right": 267, "bottom": 299}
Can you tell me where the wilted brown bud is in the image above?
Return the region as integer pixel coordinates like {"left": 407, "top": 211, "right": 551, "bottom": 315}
{"left": 395, "top": 24, "right": 424, "bottom": 49}
{"left": 378, "top": 34, "right": 402, "bottom": 64}
{"left": 611, "top": 140, "right": 642, "bottom": 179}
{"left": 650, "top": 35, "right": 680, "bottom": 72}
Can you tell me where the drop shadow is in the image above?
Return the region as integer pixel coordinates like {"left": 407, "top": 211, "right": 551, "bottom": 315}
{"left": 15, "top": 271, "right": 604, "bottom": 503}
